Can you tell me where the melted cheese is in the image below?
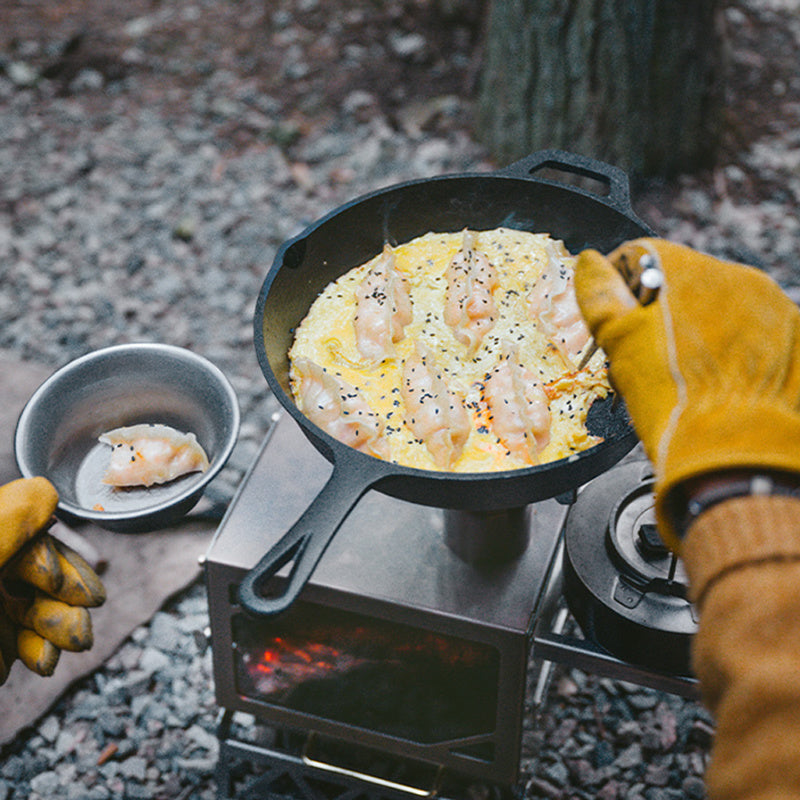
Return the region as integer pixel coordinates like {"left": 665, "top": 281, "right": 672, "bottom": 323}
{"left": 289, "top": 229, "right": 609, "bottom": 473}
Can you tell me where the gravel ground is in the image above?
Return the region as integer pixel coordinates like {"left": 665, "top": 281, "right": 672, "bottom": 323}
{"left": 1, "top": 0, "right": 799, "bottom": 798}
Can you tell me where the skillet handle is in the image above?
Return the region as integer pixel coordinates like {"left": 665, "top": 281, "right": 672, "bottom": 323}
{"left": 237, "top": 465, "right": 374, "bottom": 617}
{"left": 499, "top": 149, "right": 634, "bottom": 216}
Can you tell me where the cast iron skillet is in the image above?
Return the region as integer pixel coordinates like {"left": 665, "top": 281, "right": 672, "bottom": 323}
{"left": 240, "top": 149, "right": 653, "bottom": 617}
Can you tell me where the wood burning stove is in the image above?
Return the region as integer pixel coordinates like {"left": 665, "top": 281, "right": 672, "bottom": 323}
{"left": 204, "top": 413, "right": 699, "bottom": 799}
{"left": 206, "top": 412, "right": 569, "bottom": 795}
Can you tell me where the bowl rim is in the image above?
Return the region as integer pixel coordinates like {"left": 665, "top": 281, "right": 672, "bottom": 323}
{"left": 14, "top": 342, "right": 240, "bottom": 528}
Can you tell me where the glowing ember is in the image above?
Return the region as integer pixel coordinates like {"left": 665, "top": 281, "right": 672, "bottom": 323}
{"left": 243, "top": 635, "right": 375, "bottom": 696}
{"left": 232, "top": 607, "right": 501, "bottom": 743}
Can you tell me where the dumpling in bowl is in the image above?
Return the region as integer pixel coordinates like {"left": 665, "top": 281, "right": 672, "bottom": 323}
{"left": 99, "top": 424, "right": 209, "bottom": 488}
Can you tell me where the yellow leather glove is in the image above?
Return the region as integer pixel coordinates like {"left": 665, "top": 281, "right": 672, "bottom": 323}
{"left": 0, "top": 477, "right": 58, "bottom": 565}
{"left": 574, "top": 238, "right": 800, "bottom": 550}
{"left": 0, "top": 477, "right": 105, "bottom": 684}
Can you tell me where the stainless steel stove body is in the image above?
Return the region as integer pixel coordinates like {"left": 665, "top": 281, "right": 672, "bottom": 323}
{"left": 206, "top": 413, "right": 569, "bottom": 790}
{"left": 205, "top": 414, "right": 698, "bottom": 798}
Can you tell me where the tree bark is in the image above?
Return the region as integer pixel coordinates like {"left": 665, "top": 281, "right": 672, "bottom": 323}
{"left": 475, "top": 0, "right": 726, "bottom": 178}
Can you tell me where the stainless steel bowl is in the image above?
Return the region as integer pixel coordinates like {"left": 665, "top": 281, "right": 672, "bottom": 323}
{"left": 14, "top": 343, "right": 240, "bottom": 532}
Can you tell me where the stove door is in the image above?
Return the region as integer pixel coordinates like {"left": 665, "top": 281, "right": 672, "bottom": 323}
{"left": 233, "top": 603, "right": 500, "bottom": 746}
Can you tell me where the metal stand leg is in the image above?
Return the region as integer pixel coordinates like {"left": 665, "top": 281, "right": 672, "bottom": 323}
{"left": 215, "top": 710, "right": 236, "bottom": 799}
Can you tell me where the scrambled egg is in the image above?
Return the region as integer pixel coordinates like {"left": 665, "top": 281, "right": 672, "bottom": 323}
{"left": 289, "top": 228, "right": 610, "bottom": 473}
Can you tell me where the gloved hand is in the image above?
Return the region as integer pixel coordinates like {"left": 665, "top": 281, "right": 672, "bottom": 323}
{"left": 574, "top": 237, "right": 800, "bottom": 550}
{"left": 0, "top": 477, "right": 106, "bottom": 684}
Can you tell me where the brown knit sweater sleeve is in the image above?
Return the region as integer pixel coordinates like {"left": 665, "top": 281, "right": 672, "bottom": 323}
{"left": 681, "top": 495, "right": 800, "bottom": 800}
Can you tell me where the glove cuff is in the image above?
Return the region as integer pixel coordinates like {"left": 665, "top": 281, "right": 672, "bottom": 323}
{"left": 676, "top": 472, "right": 800, "bottom": 537}
{"left": 653, "top": 402, "right": 800, "bottom": 547}
{"left": 680, "top": 495, "right": 800, "bottom": 605}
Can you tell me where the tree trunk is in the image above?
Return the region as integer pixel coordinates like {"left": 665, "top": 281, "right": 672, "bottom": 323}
{"left": 475, "top": 0, "right": 726, "bottom": 178}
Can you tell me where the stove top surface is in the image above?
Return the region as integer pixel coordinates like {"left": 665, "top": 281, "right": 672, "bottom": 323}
{"left": 207, "top": 413, "right": 568, "bottom": 633}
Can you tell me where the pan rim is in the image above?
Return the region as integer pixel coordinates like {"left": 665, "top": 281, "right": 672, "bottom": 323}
{"left": 254, "top": 168, "right": 641, "bottom": 486}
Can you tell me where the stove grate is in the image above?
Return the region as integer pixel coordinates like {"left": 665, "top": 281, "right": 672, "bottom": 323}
{"left": 217, "top": 711, "right": 515, "bottom": 800}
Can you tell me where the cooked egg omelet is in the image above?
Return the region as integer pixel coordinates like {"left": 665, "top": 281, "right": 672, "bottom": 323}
{"left": 289, "top": 228, "right": 610, "bottom": 473}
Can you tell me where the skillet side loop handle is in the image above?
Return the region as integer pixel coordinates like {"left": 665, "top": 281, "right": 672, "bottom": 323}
{"left": 499, "top": 149, "right": 634, "bottom": 217}
{"left": 237, "top": 465, "right": 374, "bottom": 617}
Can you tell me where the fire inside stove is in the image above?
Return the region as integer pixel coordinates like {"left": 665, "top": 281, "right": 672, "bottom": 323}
{"left": 233, "top": 603, "right": 501, "bottom": 745}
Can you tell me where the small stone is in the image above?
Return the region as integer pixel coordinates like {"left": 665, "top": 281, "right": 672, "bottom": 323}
{"left": 30, "top": 771, "right": 60, "bottom": 796}
{"left": 644, "top": 760, "right": 671, "bottom": 787}
{"left": 125, "top": 784, "right": 155, "bottom": 799}
{"left": 615, "top": 742, "right": 643, "bottom": 770}
{"left": 682, "top": 775, "right": 707, "bottom": 799}
{"left": 147, "top": 612, "right": 182, "bottom": 652}
{"left": 549, "top": 717, "right": 578, "bottom": 746}
{"left": 598, "top": 779, "right": 621, "bottom": 800}
{"left": 39, "top": 716, "right": 60, "bottom": 743}
{"left": 119, "top": 756, "right": 148, "bottom": 781}
{"left": 172, "top": 217, "right": 196, "bottom": 242}
{"left": 124, "top": 16, "right": 154, "bottom": 37}
{"left": 96, "top": 711, "right": 127, "bottom": 738}
{"left": 525, "top": 776, "right": 562, "bottom": 799}
{"left": 70, "top": 68, "right": 104, "bottom": 92}
{"left": 185, "top": 723, "right": 219, "bottom": 755}
{"left": 389, "top": 32, "right": 426, "bottom": 59}
{"left": 615, "top": 719, "right": 644, "bottom": 745}
{"left": 567, "top": 758, "right": 601, "bottom": 787}
{"left": 555, "top": 674, "right": 580, "bottom": 697}
{"left": 538, "top": 758, "right": 568, "bottom": 787}
{"left": 98, "top": 761, "right": 120, "bottom": 781}
{"left": 138, "top": 646, "right": 171, "bottom": 675}
{"left": 645, "top": 789, "right": 684, "bottom": 800}
{"left": 628, "top": 692, "right": 660, "bottom": 711}
{"left": 593, "top": 739, "right": 616, "bottom": 768}
{"left": 654, "top": 703, "right": 678, "bottom": 750}
{"left": 688, "top": 719, "right": 716, "bottom": 749}
{"left": 7, "top": 61, "right": 38, "bottom": 87}
{"left": 55, "top": 728, "right": 83, "bottom": 757}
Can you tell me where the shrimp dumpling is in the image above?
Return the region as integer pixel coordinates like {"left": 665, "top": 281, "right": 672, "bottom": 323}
{"left": 354, "top": 244, "right": 413, "bottom": 365}
{"left": 527, "top": 239, "right": 591, "bottom": 365}
{"left": 480, "top": 344, "right": 551, "bottom": 464}
{"left": 401, "top": 341, "right": 471, "bottom": 469}
{"left": 99, "top": 424, "right": 210, "bottom": 488}
{"left": 292, "top": 356, "right": 390, "bottom": 460}
{"left": 443, "top": 229, "right": 499, "bottom": 356}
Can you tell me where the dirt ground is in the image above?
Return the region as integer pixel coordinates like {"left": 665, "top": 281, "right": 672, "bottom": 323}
{"left": 2, "top": 0, "right": 797, "bottom": 172}
{"left": 1, "top": 0, "right": 484, "bottom": 136}
{"left": 3, "top": 0, "right": 799, "bottom": 270}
